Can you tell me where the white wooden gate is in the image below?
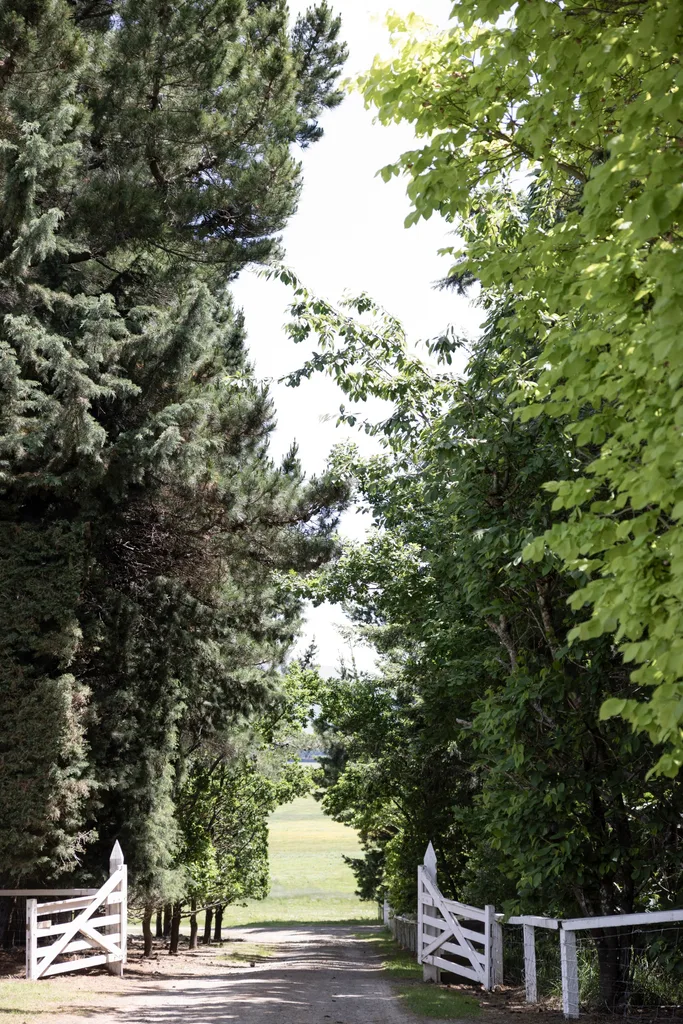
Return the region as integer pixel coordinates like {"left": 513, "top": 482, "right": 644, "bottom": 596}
{"left": 26, "top": 843, "right": 127, "bottom": 980}
{"left": 417, "top": 842, "right": 502, "bottom": 989}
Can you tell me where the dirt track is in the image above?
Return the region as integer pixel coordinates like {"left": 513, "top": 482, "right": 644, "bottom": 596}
{"left": 70, "top": 925, "right": 422, "bottom": 1024}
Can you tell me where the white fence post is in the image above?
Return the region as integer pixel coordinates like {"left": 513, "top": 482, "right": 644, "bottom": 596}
{"left": 25, "top": 899, "right": 38, "bottom": 981}
{"left": 107, "top": 842, "right": 126, "bottom": 977}
{"left": 418, "top": 842, "right": 439, "bottom": 982}
{"left": 523, "top": 923, "right": 537, "bottom": 1003}
{"left": 560, "top": 927, "right": 579, "bottom": 1018}
{"left": 383, "top": 898, "right": 390, "bottom": 926}
{"left": 416, "top": 872, "right": 421, "bottom": 953}
{"left": 484, "top": 905, "right": 503, "bottom": 990}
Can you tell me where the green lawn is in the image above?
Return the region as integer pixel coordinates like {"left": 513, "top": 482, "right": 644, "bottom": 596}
{"left": 222, "top": 794, "right": 377, "bottom": 926}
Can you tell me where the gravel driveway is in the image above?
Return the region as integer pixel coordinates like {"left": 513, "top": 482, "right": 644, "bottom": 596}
{"left": 84, "top": 925, "right": 421, "bottom": 1024}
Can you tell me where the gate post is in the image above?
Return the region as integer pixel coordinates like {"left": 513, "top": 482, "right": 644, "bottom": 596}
{"left": 418, "top": 842, "right": 439, "bottom": 983}
{"left": 25, "top": 899, "right": 37, "bottom": 981}
{"left": 107, "top": 842, "right": 127, "bottom": 977}
{"left": 484, "top": 905, "right": 504, "bottom": 989}
{"left": 491, "top": 908, "right": 504, "bottom": 988}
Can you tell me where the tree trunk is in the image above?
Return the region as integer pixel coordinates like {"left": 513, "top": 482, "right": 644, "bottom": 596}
{"left": 163, "top": 903, "right": 172, "bottom": 938}
{"left": 203, "top": 907, "right": 213, "bottom": 944}
{"left": 156, "top": 908, "right": 163, "bottom": 938}
{"left": 189, "top": 898, "right": 198, "bottom": 950}
{"left": 594, "top": 930, "right": 632, "bottom": 1011}
{"left": 168, "top": 902, "right": 182, "bottom": 955}
{"left": 142, "top": 906, "right": 154, "bottom": 957}
{"left": 213, "top": 905, "right": 223, "bottom": 943}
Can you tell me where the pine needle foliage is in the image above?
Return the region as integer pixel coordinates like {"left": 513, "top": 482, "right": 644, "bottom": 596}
{"left": 0, "top": 0, "right": 348, "bottom": 895}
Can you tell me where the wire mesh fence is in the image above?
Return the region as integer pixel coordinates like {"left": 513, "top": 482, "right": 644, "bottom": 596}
{"left": 0, "top": 895, "right": 89, "bottom": 951}
{"left": 0, "top": 896, "right": 26, "bottom": 949}
{"left": 501, "top": 923, "right": 683, "bottom": 1019}
{"left": 503, "top": 924, "right": 562, "bottom": 1000}
{"left": 574, "top": 925, "right": 683, "bottom": 1018}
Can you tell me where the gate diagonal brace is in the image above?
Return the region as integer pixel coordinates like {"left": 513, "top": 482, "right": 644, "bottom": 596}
{"left": 36, "top": 869, "right": 123, "bottom": 977}
{"left": 78, "top": 922, "right": 123, "bottom": 959}
{"left": 419, "top": 872, "right": 486, "bottom": 984}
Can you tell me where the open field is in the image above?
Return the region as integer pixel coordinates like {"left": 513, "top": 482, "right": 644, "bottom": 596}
{"left": 222, "top": 794, "right": 377, "bottom": 926}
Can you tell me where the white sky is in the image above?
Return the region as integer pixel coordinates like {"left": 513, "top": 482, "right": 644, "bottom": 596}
{"left": 232, "top": 1, "right": 483, "bottom": 674}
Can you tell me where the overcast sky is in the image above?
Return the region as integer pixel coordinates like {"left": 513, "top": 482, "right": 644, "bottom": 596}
{"left": 232, "top": 1, "right": 483, "bottom": 674}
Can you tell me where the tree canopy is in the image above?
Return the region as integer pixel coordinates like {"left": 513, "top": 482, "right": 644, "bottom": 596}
{"left": 353, "top": 1, "right": 683, "bottom": 775}
{"left": 2, "top": 0, "right": 682, "bottom": 989}
{"left": 264, "top": 4, "right": 683, "bottom": 994}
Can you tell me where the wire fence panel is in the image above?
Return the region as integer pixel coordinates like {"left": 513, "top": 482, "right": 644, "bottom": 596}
{"left": 575, "top": 924, "right": 683, "bottom": 1018}
{"left": 502, "top": 921, "right": 683, "bottom": 1019}
{"left": 503, "top": 924, "right": 563, "bottom": 1000}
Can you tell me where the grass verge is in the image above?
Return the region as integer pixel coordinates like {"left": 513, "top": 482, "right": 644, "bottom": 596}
{"left": 400, "top": 984, "right": 482, "bottom": 1019}
{"left": 0, "top": 979, "right": 118, "bottom": 1023}
{"left": 136, "top": 795, "right": 376, "bottom": 931}
{"left": 354, "top": 929, "right": 482, "bottom": 1019}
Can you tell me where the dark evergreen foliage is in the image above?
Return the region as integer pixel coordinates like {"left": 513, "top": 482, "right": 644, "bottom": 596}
{"left": 0, "top": 0, "right": 348, "bottom": 897}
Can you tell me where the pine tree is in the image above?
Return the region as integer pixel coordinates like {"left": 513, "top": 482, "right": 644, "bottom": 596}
{"left": 0, "top": 0, "right": 347, "bottom": 889}
{"left": 0, "top": 0, "right": 116, "bottom": 881}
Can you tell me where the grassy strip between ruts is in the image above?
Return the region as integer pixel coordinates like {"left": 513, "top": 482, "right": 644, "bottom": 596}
{"left": 354, "top": 930, "right": 482, "bottom": 1020}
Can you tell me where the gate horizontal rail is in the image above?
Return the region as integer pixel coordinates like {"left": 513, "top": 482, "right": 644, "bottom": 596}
{"left": 25, "top": 843, "right": 127, "bottom": 981}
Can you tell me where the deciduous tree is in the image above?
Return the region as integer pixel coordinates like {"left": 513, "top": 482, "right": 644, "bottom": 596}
{"left": 356, "top": 1, "right": 683, "bottom": 774}
{"left": 277, "top": 280, "right": 683, "bottom": 1006}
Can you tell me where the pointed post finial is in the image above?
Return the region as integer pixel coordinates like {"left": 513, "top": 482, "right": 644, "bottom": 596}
{"left": 423, "top": 841, "right": 437, "bottom": 883}
{"left": 109, "top": 840, "right": 124, "bottom": 873}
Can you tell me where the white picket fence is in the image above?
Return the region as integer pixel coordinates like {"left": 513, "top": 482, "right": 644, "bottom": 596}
{"left": 383, "top": 900, "right": 417, "bottom": 952}
{"left": 0, "top": 843, "right": 127, "bottom": 980}
{"left": 387, "top": 843, "right": 683, "bottom": 1019}
{"left": 556, "top": 909, "right": 683, "bottom": 1018}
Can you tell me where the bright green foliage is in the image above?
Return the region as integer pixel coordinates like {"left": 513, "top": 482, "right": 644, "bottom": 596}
{"left": 177, "top": 744, "right": 310, "bottom": 917}
{"left": 355, "top": 3, "right": 683, "bottom": 773}
{"left": 276, "top": 278, "right": 683, "bottom": 1004}
{"left": 174, "top": 660, "right": 318, "bottom": 916}
{"left": 0, "top": 0, "right": 348, "bottom": 891}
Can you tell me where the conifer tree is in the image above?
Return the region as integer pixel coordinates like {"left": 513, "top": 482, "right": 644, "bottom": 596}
{"left": 0, "top": 0, "right": 347, "bottom": 891}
